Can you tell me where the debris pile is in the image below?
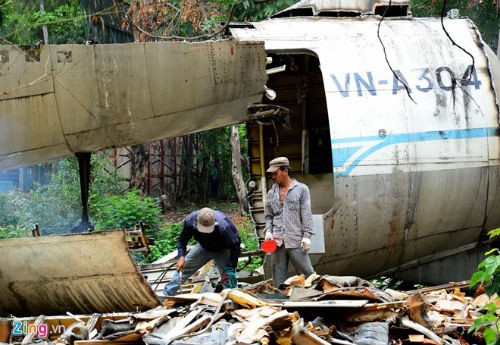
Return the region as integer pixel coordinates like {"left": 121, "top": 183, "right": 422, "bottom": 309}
{"left": 2, "top": 275, "right": 497, "bottom": 345}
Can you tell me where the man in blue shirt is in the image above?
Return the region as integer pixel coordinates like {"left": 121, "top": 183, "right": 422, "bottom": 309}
{"left": 163, "top": 207, "right": 241, "bottom": 296}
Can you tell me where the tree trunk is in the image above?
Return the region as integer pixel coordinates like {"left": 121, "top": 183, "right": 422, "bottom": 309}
{"left": 230, "top": 125, "right": 249, "bottom": 214}
{"left": 129, "top": 144, "right": 149, "bottom": 195}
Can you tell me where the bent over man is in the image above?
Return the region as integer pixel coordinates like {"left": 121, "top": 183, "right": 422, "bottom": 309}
{"left": 163, "top": 207, "right": 241, "bottom": 296}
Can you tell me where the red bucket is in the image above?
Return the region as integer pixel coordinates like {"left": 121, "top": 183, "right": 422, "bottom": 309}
{"left": 261, "top": 240, "right": 277, "bottom": 254}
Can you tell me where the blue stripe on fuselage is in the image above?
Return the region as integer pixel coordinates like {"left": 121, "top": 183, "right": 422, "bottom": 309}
{"left": 332, "top": 127, "right": 498, "bottom": 176}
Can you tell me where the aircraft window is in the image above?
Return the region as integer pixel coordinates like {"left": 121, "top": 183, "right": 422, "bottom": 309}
{"left": 318, "top": 12, "right": 360, "bottom": 17}
{"left": 228, "top": 22, "right": 255, "bottom": 29}
{"left": 273, "top": 9, "right": 314, "bottom": 18}
{"left": 374, "top": 5, "right": 410, "bottom": 17}
{"left": 273, "top": 5, "right": 409, "bottom": 18}
{"left": 309, "top": 127, "right": 332, "bottom": 174}
{"left": 274, "top": 9, "right": 361, "bottom": 18}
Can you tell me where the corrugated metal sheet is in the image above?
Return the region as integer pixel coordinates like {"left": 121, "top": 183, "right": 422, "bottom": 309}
{"left": 0, "top": 231, "right": 160, "bottom": 317}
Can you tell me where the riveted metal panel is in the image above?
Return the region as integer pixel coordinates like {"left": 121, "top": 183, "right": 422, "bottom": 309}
{"left": 0, "top": 231, "right": 159, "bottom": 317}
{"left": 0, "top": 39, "right": 267, "bottom": 171}
{"left": 0, "top": 46, "right": 54, "bottom": 101}
{"left": 237, "top": 14, "right": 500, "bottom": 281}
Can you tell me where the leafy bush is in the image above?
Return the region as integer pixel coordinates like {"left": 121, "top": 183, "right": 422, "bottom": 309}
{"left": 145, "top": 223, "right": 185, "bottom": 263}
{"left": 25, "top": 159, "right": 82, "bottom": 232}
{"left": 92, "top": 190, "right": 162, "bottom": 232}
{"left": 0, "top": 0, "right": 85, "bottom": 45}
{"left": 469, "top": 228, "right": 500, "bottom": 345}
{"left": 0, "top": 225, "right": 25, "bottom": 239}
{"left": 236, "top": 215, "right": 263, "bottom": 271}
{"left": 0, "top": 194, "right": 20, "bottom": 226}
{"left": 0, "top": 154, "right": 128, "bottom": 235}
{"left": 3, "top": 183, "right": 81, "bottom": 235}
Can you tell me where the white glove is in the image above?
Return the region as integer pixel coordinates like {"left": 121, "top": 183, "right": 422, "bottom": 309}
{"left": 301, "top": 237, "right": 311, "bottom": 253}
{"left": 264, "top": 231, "right": 274, "bottom": 241}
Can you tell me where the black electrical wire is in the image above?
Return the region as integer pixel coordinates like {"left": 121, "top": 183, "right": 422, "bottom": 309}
{"left": 377, "top": 0, "right": 416, "bottom": 103}
{"left": 439, "top": 0, "right": 475, "bottom": 82}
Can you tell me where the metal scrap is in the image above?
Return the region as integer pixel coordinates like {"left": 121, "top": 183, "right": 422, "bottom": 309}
{"left": 1, "top": 274, "right": 497, "bottom": 345}
{"left": 0, "top": 230, "right": 160, "bottom": 317}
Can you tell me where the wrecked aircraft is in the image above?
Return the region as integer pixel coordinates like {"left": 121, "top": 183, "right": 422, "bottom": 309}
{"left": 0, "top": 0, "right": 499, "bottom": 283}
{"left": 235, "top": 0, "right": 500, "bottom": 283}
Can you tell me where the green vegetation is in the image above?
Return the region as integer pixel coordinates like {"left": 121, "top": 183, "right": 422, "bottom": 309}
{"left": 469, "top": 228, "right": 500, "bottom": 345}
{"left": 235, "top": 214, "right": 263, "bottom": 271}
{"left": 0, "top": 225, "right": 24, "bottom": 239}
{"left": 0, "top": 152, "right": 151, "bottom": 235}
{"left": 412, "top": 0, "right": 498, "bottom": 52}
{"left": 0, "top": 152, "right": 260, "bottom": 271}
{"left": 232, "top": 0, "right": 295, "bottom": 22}
{"left": 146, "top": 223, "right": 185, "bottom": 263}
{"left": 0, "top": 0, "right": 85, "bottom": 44}
{"left": 184, "top": 126, "right": 242, "bottom": 203}
{"left": 92, "top": 190, "right": 161, "bottom": 232}
{"left": 370, "top": 276, "right": 403, "bottom": 290}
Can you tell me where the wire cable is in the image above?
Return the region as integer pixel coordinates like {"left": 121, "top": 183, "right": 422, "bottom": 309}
{"left": 376, "top": 0, "right": 416, "bottom": 103}
{"left": 439, "top": 0, "right": 475, "bottom": 83}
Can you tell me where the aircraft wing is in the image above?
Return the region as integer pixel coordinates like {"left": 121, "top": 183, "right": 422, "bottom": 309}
{"left": 0, "top": 40, "right": 267, "bottom": 171}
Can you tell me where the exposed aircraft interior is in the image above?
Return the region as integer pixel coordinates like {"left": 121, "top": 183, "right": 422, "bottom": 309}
{"left": 247, "top": 53, "right": 334, "bottom": 225}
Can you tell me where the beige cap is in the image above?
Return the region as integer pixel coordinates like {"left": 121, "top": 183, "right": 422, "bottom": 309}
{"left": 266, "top": 157, "right": 289, "bottom": 173}
{"left": 197, "top": 207, "right": 216, "bottom": 233}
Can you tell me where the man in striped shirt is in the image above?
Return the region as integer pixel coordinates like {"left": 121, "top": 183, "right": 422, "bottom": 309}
{"left": 264, "top": 156, "right": 315, "bottom": 287}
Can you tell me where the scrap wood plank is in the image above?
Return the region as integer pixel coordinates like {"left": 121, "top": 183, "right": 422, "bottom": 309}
{"left": 341, "top": 301, "right": 405, "bottom": 322}
{"left": 404, "top": 281, "right": 470, "bottom": 295}
{"left": 163, "top": 293, "right": 226, "bottom": 308}
{"left": 225, "top": 289, "right": 269, "bottom": 308}
{"left": 275, "top": 300, "right": 369, "bottom": 308}
{"left": 362, "top": 301, "right": 405, "bottom": 309}
{"left": 342, "top": 309, "right": 399, "bottom": 323}
{"left": 0, "top": 319, "right": 10, "bottom": 343}
{"left": 409, "top": 334, "right": 425, "bottom": 342}
{"left": 291, "top": 318, "right": 331, "bottom": 345}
